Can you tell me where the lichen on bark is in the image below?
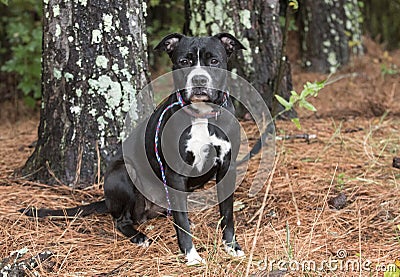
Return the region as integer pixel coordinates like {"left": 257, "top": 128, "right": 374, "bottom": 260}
{"left": 21, "top": 0, "right": 153, "bottom": 187}
{"left": 300, "top": 0, "right": 363, "bottom": 73}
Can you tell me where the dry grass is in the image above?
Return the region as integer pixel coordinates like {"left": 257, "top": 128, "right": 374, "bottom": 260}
{"left": 1, "top": 114, "right": 399, "bottom": 276}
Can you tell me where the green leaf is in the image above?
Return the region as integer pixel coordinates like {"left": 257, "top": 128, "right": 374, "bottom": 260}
{"left": 289, "top": 0, "right": 299, "bottom": 10}
{"left": 300, "top": 100, "right": 317, "bottom": 112}
{"left": 149, "top": 0, "right": 160, "bottom": 7}
{"left": 1, "top": 11, "right": 42, "bottom": 102}
{"left": 275, "top": 95, "right": 292, "bottom": 111}
{"left": 300, "top": 80, "right": 325, "bottom": 99}
{"left": 291, "top": 118, "right": 301, "bottom": 130}
{"left": 23, "top": 96, "right": 36, "bottom": 108}
{"left": 1, "top": 0, "right": 8, "bottom": 5}
{"left": 316, "top": 79, "right": 327, "bottom": 87}
{"left": 289, "top": 94, "right": 299, "bottom": 105}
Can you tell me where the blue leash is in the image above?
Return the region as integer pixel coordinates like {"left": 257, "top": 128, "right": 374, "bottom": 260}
{"left": 154, "top": 91, "right": 228, "bottom": 215}
{"left": 154, "top": 92, "right": 185, "bottom": 215}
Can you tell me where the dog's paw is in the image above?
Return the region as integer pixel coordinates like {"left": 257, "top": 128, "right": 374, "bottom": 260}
{"left": 223, "top": 241, "right": 245, "bottom": 258}
{"left": 186, "top": 248, "right": 206, "bottom": 266}
{"left": 137, "top": 238, "right": 152, "bottom": 248}
{"left": 130, "top": 233, "right": 151, "bottom": 247}
{"left": 225, "top": 247, "right": 245, "bottom": 257}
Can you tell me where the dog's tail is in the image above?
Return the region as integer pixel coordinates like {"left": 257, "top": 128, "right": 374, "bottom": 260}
{"left": 237, "top": 121, "right": 275, "bottom": 165}
{"left": 19, "top": 200, "right": 108, "bottom": 218}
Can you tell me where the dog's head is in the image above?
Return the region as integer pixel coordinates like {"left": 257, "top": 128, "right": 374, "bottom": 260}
{"left": 155, "top": 33, "right": 245, "bottom": 106}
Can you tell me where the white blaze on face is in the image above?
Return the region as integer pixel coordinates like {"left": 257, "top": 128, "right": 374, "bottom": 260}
{"left": 197, "top": 48, "right": 200, "bottom": 67}
{"left": 185, "top": 48, "right": 212, "bottom": 99}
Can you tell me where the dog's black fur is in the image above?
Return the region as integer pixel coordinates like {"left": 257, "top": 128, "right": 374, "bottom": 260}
{"left": 20, "top": 33, "right": 267, "bottom": 264}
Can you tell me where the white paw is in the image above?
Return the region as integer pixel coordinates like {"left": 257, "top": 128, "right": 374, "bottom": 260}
{"left": 186, "top": 247, "right": 206, "bottom": 266}
{"left": 137, "top": 239, "right": 151, "bottom": 248}
{"left": 223, "top": 241, "right": 245, "bottom": 258}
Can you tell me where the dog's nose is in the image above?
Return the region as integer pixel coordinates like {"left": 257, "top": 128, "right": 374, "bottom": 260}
{"left": 191, "top": 75, "right": 209, "bottom": 87}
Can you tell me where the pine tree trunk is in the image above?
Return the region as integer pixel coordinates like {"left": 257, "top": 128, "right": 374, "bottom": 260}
{"left": 21, "top": 0, "right": 152, "bottom": 187}
{"left": 299, "top": 0, "right": 363, "bottom": 73}
{"left": 184, "top": 0, "right": 296, "bottom": 118}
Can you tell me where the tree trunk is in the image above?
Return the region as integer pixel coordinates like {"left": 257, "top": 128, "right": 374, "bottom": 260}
{"left": 364, "top": 0, "right": 400, "bottom": 50}
{"left": 299, "top": 0, "right": 363, "bottom": 73}
{"left": 184, "top": 0, "right": 296, "bottom": 118}
{"left": 21, "top": 0, "right": 152, "bottom": 187}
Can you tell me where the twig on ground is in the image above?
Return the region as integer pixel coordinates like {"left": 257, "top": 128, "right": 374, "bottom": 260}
{"left": 276, "top": 133, "right": 317, "bottom": 143}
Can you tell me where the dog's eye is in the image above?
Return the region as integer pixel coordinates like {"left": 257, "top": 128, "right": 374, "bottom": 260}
{"left": 210, "top": 58, "right": 219, "bottom": 65}
{"left": 179, "top": 59, "right": 191, "bottom": 66}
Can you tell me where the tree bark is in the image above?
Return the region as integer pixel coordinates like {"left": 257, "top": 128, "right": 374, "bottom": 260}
{"left": 184, "top": 0, "right": 296, "bottom": 118}
{"left": 299, "top": 0, "right": 363, "bottom": 73}
{"left": 21, "top": 0, "right": 152, "bottom": 187}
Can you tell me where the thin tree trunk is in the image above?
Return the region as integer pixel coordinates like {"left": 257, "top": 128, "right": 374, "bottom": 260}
{"left": 21, "top": 0, "right": 152, "bottom": 187}
{"left": 184, "top": 0, "right": 296, "bottom": 118}
{"left": 299, "top": 0, "right": 363, "bottom": 73}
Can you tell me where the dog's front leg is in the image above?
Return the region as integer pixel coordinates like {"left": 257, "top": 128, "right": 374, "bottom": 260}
{"left": 171, "top": 209, "right": 205, "bottom": 265}
{"left": 167, "top": 172, "right": 205, "bottom": 265}
{"left": 217, "top": 163, "right": 245, "bottom": 258}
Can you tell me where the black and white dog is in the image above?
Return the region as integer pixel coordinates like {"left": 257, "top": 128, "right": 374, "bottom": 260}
{"left": 21, "top": 33, "right": 253, "bottom": 265}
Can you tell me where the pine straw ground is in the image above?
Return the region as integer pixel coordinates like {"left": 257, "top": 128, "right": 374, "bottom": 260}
{"left": 0, "top": 114, "right": 399, "bottom": 276}
{"left": 0, "top": 38, "right": 400, "bottom": 276}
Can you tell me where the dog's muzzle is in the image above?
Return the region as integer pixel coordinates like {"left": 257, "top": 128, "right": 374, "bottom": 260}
{"left": 186, "top": 68, "right": 213, "bottom": 102}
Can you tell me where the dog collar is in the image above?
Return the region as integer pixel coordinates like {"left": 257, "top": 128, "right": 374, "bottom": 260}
{"left": 176, "top": 91, "right": 229, "bottom": 120}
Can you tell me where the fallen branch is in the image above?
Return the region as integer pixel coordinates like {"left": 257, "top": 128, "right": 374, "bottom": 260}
{"left": 276, "top": 133, "right": 317, "bottom": 143}
{"left": 0, "top": 248, "right": 54, "bottom": 276}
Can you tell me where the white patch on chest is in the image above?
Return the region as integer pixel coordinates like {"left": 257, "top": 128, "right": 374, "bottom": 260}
{"left": 186, "top": 118, "right": 231, "bottom": 172}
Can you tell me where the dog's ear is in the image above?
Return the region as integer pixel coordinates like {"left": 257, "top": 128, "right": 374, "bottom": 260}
{"left": 214, "top": 33, "right": 246, "bottom": 57}
{"left": 154, "top": 33, "right": 184, "bottom": 54}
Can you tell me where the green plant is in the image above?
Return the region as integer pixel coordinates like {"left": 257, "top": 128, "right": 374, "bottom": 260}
{"left": 274, "top": 0, "right": 304, "bottom": 121}
{"left": 381, "top": 63, "right": 399, "bottom": 77}
{"left": 285, "top": 221, "right": 294, "bottom": 260}
{"left": 0, "top": 0, "right": 42, "bottom": 107}
{"left": 275, "top": 79, "right": 326, "bottom": 129}
{"left": 336, "top": 172, "right": 346, "bottom": 190}
{"left": 147, "top": 0, "right": 185, "bottom": 73}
